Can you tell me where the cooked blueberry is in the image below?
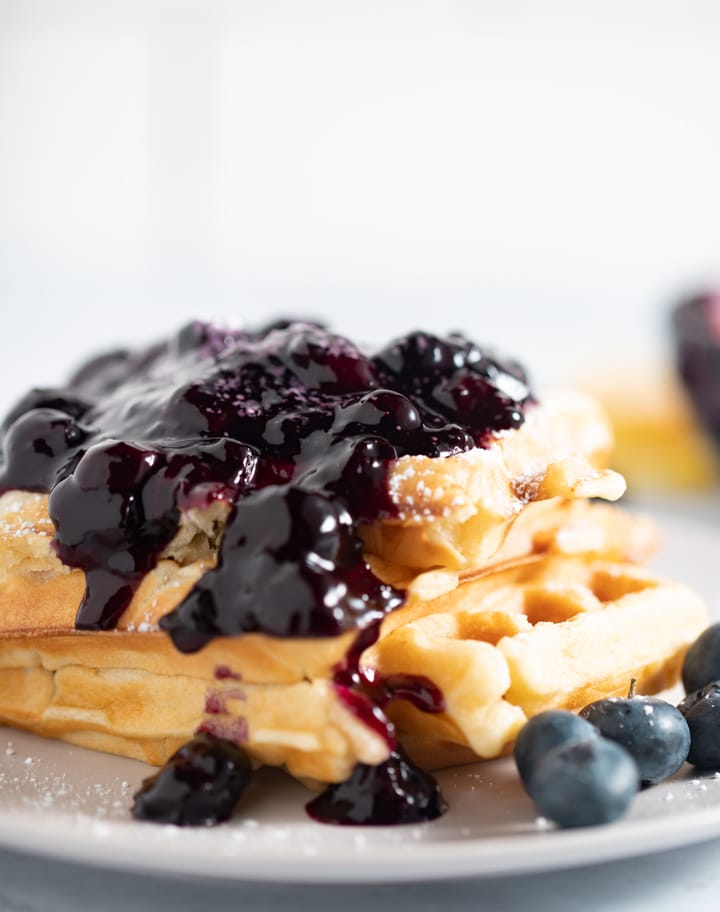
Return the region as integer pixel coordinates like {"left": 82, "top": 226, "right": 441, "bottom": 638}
{"left": 372, "top": 331, "right": 532, "bottom": 436}
{"left": 374, "top": 331, "right": 461, "bottom": 383}
{"left": 0, "top": 387, "right": 91, "bottom": 432}
{"left": 284, "top": 325, "right": 376, "bottom": 393}
{"left": 131, "top": 733, "right": 253, "bottom": 826}
{"left": 530, "top": 738, "right": 639, "bottom": 828}
{"left": 0, "top": 408, "right": 86, "bottom": 492}
{"left": 305, "top": 747, "right": 447, "bottom": 825}
{"left": 425, "top": 423, "right": 475, "bottom": 457}
{"left": 685, "top": 689, "right": 720, "bottom": 769}
{"left": 682, "top": 623, "right": 720, "bottom": 693}
{"left": 514, "top": 710, "right": 599, "bottom": 795}
{"left": 335, "top": 390, "right": 422, "bottom": 438}
{"left": 579, "top": 689, "right": 690, "bottom": 786}
{"left": 439, "top": 370, "right": 525, "bottom": 432}
{"left": 0, "top": 320, "right": 534, "bottom": 646}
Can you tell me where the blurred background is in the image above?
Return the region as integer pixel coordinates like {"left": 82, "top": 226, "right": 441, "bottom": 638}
{"left": 1, "top": 0, "right": 720, "bottom": 490}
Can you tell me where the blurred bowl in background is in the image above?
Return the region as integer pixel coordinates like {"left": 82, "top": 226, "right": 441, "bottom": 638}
{"left": 581, "top": 360, "right": 718, "bottom": 494}
{"left": 673, "top": 293, "right": 720, "bottom": 445}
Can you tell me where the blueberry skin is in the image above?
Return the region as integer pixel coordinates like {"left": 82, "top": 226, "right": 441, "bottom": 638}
{"left": 686, "top": 691, "right": 720, "bottom": 769}
{"left": 678, "top": 681, "right": 720, "bottom": 717}
{"left": 682, "top": 623, "right": 720, "bottom": 693}
{"left": 530, "top": 739, "right": 639, "bottom": 828}
{"left": 513, "top": 710, "right": 598, "bottom": 795}
{"left": 580, "top": 696, "right": 690, "bottom": 786}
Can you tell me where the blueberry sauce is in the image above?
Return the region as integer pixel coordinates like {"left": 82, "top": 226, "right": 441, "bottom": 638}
{"left": 369, "top": 672, "right": 447, "bottom": 715}
{"left": 0, "top": 320, "right": 533, "bottom": 645}
{"left": 1, "top": 320, "right": 531, "bottom": 827}
{"left": 305, "top": 746, "right": 447, "bottom": 825}
{"left": 132, "top": 733, "right": 253, "bottom": 826}
{"left": 331, "top": 671, "right": 445, "bottom": 748}
{"left": 334, "top": 683, "right": 398, "bottom": 750}
{"left": 333, "top": 623, "right": 447, "bottom": 722}
{"left": 214, "top": 664, "right": 242, "bottom": 681}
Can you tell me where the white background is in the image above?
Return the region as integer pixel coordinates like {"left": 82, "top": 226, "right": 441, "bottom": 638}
{"left": 2, "top": 0, "right": 720, "bottom": 411}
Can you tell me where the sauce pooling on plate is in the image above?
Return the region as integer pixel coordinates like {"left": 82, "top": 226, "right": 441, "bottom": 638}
{"left": 306, "top": 746, "right": 448, "bottom": 826}
{"left": 0, "top": 320, "right": 533, "bottom": 647}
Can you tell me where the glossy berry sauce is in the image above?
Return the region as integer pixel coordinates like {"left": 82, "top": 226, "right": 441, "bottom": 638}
{"left": 0, "top": 319, "right": 532, "bottom": 825}
{"left": 0, "top": 319, "right": 533, "bottom": 644}
{"left": 132, "top": 733, "right": 253, "bottom": 826}
{"left": 305, "top": 746, "right": 447, "bottom": 825}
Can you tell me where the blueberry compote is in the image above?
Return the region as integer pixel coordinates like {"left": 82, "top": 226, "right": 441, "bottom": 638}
{"left": 0, "top": 319, "right": 533, "bottom": 825}
{"left": 306, "top": 746, "right": 447, "bottom": 826}
{"left": 132, "top": 733, "right": 253, "bottom": 826}
{"left": 0, "top": 319, "right": 533, "bottom": 642}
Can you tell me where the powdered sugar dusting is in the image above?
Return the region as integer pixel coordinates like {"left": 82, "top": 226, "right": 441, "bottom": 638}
{"left": 0, "top": 735, "right": 135, "bottom": 819}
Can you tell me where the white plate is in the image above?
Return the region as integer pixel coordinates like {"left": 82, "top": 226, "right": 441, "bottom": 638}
{"left": 0, "top": 510, "right": 719, "bottom": 884}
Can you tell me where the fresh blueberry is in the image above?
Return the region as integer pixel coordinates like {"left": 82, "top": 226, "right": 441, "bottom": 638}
{"left": 580, "top": 688, "right": 690, "bottom": 786}
{"left": 685, "top": 689, "right": 720, "bottom": 769}
{"left": 513, "top": 710, "right": 599, "bottom": 795}
{"left": 682, "top": 623, "right": 720, "bottom": 693}
{"left": 530, "top": 738, "right": 639, "bottom": 828}
{"left": 678, "top": 681, "right": 720, "bottom": 716}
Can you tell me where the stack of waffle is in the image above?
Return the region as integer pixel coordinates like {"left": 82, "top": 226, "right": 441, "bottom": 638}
{"left": 0, "top": 389, "right": 706, "bottom": 785}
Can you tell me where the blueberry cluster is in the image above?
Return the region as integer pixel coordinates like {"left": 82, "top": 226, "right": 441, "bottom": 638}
{"left": 514, "top": 685, "right": 691, "bottom": 828}
{"left": 515, "top": 621, "right": 720, "bottom": 829}
{"left": 678, "top": 623, "right": 720, "bottom": 769}
{"left": 579, "top": 688, "right": 690, "bottom": 788}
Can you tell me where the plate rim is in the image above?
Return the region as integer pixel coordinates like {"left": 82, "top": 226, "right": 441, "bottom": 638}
{"left": 2, "top": 788, "right": 720, "bottom": 883}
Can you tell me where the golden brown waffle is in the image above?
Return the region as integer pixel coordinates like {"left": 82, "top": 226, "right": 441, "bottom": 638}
{"left": 0, "top": 384, "right": 702, "bottom": 787}
{"left": 361, "top": 388, "right": 625, "bottom": 571}
{"left": 366, "top": 554, "right": 706, "bottom": 770}
{"left": 0, "top": 486, "right": 705, "bottom": 784}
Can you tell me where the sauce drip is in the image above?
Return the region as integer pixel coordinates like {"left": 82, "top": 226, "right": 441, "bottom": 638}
{"left": 132, "top": 733, "right": 253, "bottom": 826}
{"left": 305, "top": 747, "right": 448, "bottom": 825}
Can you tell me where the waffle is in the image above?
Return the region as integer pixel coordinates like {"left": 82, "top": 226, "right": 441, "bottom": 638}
{"left": 0, "top": 327, "right": 705, "bottom": 791}
{"left": 361, "top": 388, "right": 625, "bottom": 571}
{"left": 0, "top": 483, "right": 705, "bottom": 785}
{"left": 0, "top": 389, "right": 623, "bottom": 593}
{"left": 367, "top": 553, "right": 706, "bottom": 770}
